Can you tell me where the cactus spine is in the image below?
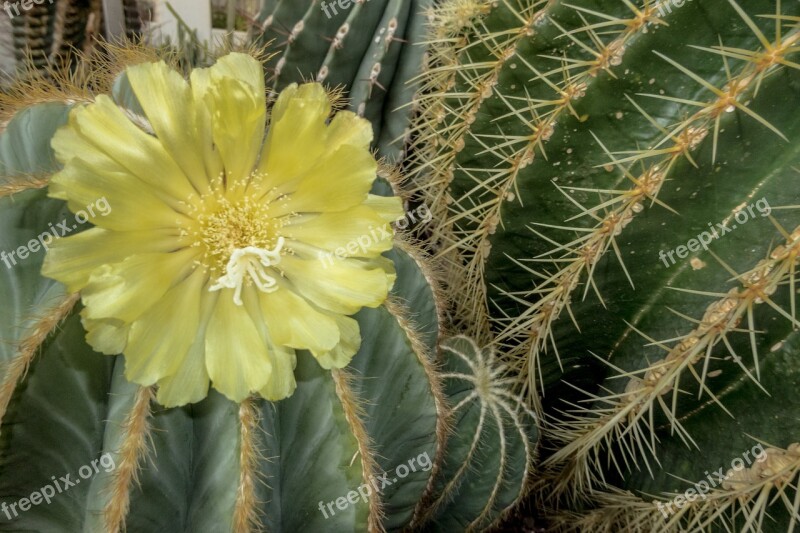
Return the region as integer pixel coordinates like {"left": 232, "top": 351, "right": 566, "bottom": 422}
{"left": 0, "top": 42, "right": 537, "bottom": 532}
{"left": 409, "top": 0, "right": 800, "bottom": 530}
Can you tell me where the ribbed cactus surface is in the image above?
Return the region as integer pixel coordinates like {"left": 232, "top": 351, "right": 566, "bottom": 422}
{"left": 254, "top": 0, "right": 433, "bottom": 160}
{"left": 0, "top": 48, "right": 537, "bottom": 533}
{"left": 0, "top": 0, "right": 103, "bottom": 77}
{"left": 410, "top": 0, "right": 800, "bottom": 530}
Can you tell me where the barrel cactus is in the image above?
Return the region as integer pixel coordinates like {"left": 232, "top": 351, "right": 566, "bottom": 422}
{"left": 0, "top": 0, "right": 106, "bottom": 80}
{"left": 253, "top": 0, "right": 433, "bottom": 161}
{"left": 0, "top": 46, "right": 536, "bottom": 532}
{"left": 409, "top": 0, "right": 800, "bottom": 530}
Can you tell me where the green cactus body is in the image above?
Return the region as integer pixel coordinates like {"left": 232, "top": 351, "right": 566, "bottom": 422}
{"left": 0, "top": 51, "right": 537, "bottom": 532}
{"left": 410, "top": 0, "right": 800, "bottom": 530}
{"left": 0, "top": 99, "right": 441, "bottom": 531}
{"left": 254, "top": 0, "right": 434, "bottom": 160}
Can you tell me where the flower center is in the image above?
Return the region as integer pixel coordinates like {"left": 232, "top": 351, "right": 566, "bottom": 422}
{"left": 188, "top": 182, "right": 290, "bottom": 305}
{"left": 209, "top": 240, "right": 285, "bottom": 306}
{"left": 200, "top": 195, "right": 282, "bottom": 266}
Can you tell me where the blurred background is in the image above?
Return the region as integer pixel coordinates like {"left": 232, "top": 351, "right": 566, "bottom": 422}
{"left": 0, "top": 0, "right": 264, "bottom": 83}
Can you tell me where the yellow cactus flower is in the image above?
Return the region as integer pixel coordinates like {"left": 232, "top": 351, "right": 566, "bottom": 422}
{"left": 41, "top": 53, "right": 403, "bottom": 406}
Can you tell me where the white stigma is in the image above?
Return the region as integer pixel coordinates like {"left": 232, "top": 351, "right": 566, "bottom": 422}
{"left": 209, "top": 237, "right": 285, "bottom": 306}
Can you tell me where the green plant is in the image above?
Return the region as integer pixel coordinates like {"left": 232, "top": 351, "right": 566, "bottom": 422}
{"left": 3, "top": 0, "right": 429, "bottom": 161}
{"left": 0, "top": 47, "right": 536, "bottom": 533}
{"left": 408, "top": 0, "right": 800, "bottom": 530}
{"left": 1, "top": 0, "right": 103, "bottom": 77}
{"left": 253, "top": 0, "right": 434, "bottom": 161}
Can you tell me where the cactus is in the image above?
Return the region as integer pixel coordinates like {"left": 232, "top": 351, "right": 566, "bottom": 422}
{"left": 0, "top": 46, "right": 536, "bottom": 532}
{"left": 2, "top": 0, "right": 429, "bottom": 160}
{"left": 409, "top": 0, "right": 800, "bottom": 530}
{"left": 253, "top": 0, "right": 433, "bottom": 161}
{"left": 121, "top": 0, "right": 145, "bottom": 39}
{"left": 0, "top": 0, "right": 103, "bottom": 78}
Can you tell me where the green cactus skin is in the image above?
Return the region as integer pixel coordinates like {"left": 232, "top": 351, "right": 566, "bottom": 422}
{"left": 409, "top": 0, "right": 800, "bottom": 530}
{"left": 253, "top": 0, "right": 434, "bottom": 161}
{"left": 419, "top": 336, "right": 538, "bottom": 532}
{"left": 0, "top": 101, "right": 439, "bottom": 532}
{"left": 0, "top": 61, "right": 537, "bottom": 530}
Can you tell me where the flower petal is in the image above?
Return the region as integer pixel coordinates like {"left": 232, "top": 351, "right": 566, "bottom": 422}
{"left": 53, "top": 95, "right": 197, "bottom": 204}
{"left": 280, "top": 254, "right": 394, "bottom": 314}
{"left": 48, "top": 156, "right": 191, "bottom": 232}
{"left": 126, "top": 61, "right": 211, "bottom": 193}
{"left": 193, "top": 54, "right": 266, "bottom": 189}
{"left": 281, "top": 206, "right": 395, "bottom": 256}
{"left": 256, "top": 83, "right": 331, "bottom": 188}
{"left": 208, "top": 78, "right": 266, "bottom": 193}
{"left": 187, "top": 54, "right": 264, "bottom": 186}
{"left": 315, "top": 315, "right": 361, "bottom": 370}
{"left": 325, "top": 110, "right": 372, "bottom": 152}
{"left": 156, "top": 286, "right": 219, "bottom": 407}
{"left": 258, "top": 284, "right": 340, "bottom": 356}
{"left": 80, "top": 249, "right": 198, "bottom": 322}
{"left": 42, "top": 227, "right": 184, "bottom": 292}
{"left": 257, "top": 344, "right": 297, "bottom": 401}
{"left": 123, "top": 268, "right": 206, "bottom": 386}
{"left": 204, "top": 288, "right": 272, "bottom": 403}
{"left": 364, "top": 194, "right": 406, "bottom": 223}
{"left": 81, "top": 314, "right": 129, "bottom": 355}
{"left": 156, "top": 339, "right": 210, "bottom": 407}
{"left": 242, "top": 288, "right": 297, "bottom": 401}
{"left": 274, "top": 144, "right": 377, "bottom": 215}
{"left": 202, "top": 53, "right": 265, "bottom": 93}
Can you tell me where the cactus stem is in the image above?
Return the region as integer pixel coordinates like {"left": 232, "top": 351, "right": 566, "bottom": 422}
{"left": 0, "top": 292, "right": 78, "bottom": 433}
{"left": 472, "top": 401, "right": 508, "bottom": 530}
{"left": 494, "top": 22, "right": 800, "bottom": 412}
{"left": 547, "top": 442, "right": 800, "bottom": 533}
{"left": 103, "top": 385, "right": 155, "bottom": 533}
{"left": 409, "top": 0, "right": 548, "bottom": 340}
{"left": 423, "top": 395, "right": 486, "bottom": 523}
{"left": 233, "top": 397, "right": 263, "bottom": 533}
{"left": 410, "top": 0, "right": 661, "bottom": 345}
{"left": 542, "top": 225, "right": 800, "bottom": 498}
{"left": 413, "top": 2, "right": 799, "bottom": 409}
{"left": 420, "top": 336, "right": 536, "bottom": 529}
{"left": 0, "top": 40, "right": 163, "bottom": 128}
{"left": 393, "top": 235, "right": 448, "bottom": 334}
{"left": 331, "top": 368, "right": 385, "bottom": 532}
{"left": 382, "top": 294, "right": 451, "bottom": 528}
{"left": 49, "top": 0, "right": 68, "bottom": 61}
